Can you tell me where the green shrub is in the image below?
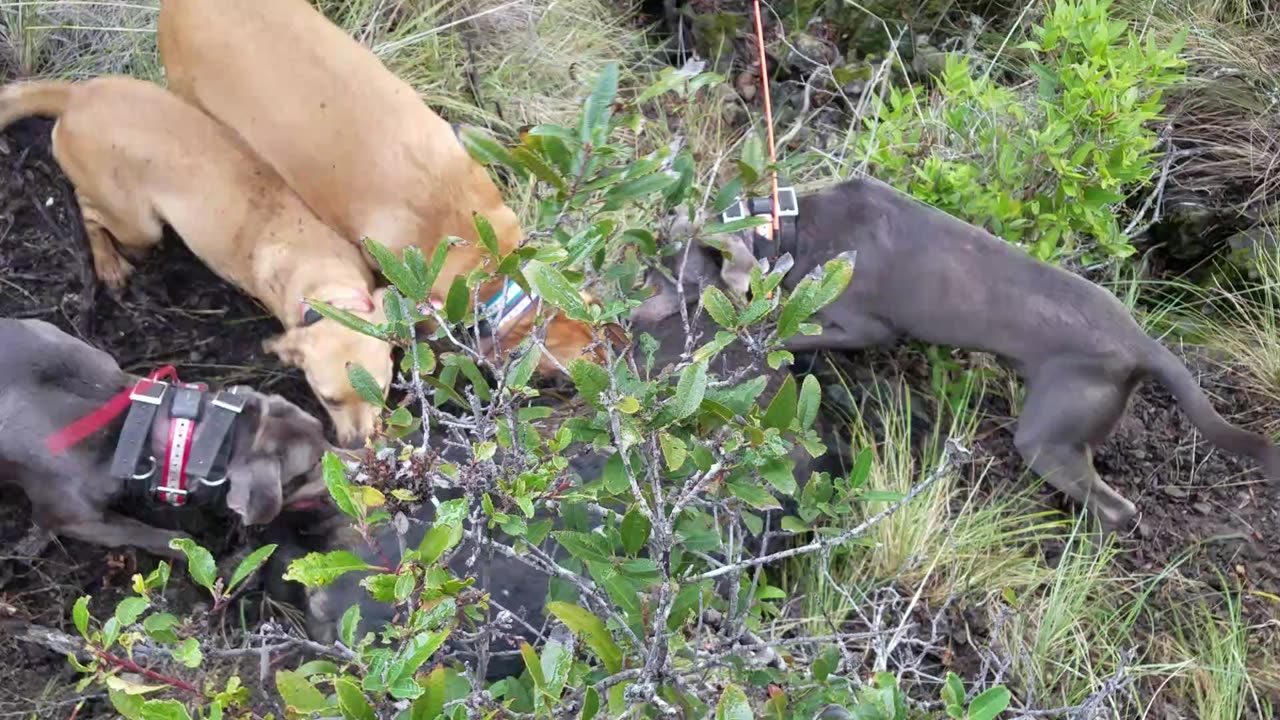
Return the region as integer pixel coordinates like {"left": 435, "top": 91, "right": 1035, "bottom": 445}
{"left": 857, "top": 0, "right": 1185, "bottom": 262}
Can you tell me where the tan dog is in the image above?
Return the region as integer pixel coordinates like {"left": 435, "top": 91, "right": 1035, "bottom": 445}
{"left": 0, "top": 77, "right": 393, "bottom": 446}
{"left": 157, "top": 0, "right": 616, "bottom": 370}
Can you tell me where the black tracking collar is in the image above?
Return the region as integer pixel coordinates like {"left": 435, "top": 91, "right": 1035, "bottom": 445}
{"left": 720, "top": 183, "right": 800, "bottom": 267}
{"left": 109, "top": 379, "right": 247, "bottom": 508}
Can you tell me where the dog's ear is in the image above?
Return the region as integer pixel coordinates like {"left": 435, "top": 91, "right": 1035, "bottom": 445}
{"left": 600, "top": 322, "right": 629, "bottom": 354}
{"left": 630, "top": 273, "right": 683, "bottom": 325}
{"left": 254, "top": 394, "right": 328, "bottom": 480}
{"left": 227, "top": 394, "right": 327, "bottom": 526}
{"left": 264, "top": 331, "right": 304, "bottom": 367}
{"left": 706, "top": 234, "right": 757, "bottom": 298}
{"left": 226, "top": 454, "right": 284, "bottom": 526}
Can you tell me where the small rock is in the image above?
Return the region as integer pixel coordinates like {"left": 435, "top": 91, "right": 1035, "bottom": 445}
{"left": 1193, "top": 502, "right": 1213, "bottom": 515}
{"left": 734, "top": 70, "right": 757, "bottom": 101}
{"left": 1161, "top": 485, "right": 1189, "bottom": 499}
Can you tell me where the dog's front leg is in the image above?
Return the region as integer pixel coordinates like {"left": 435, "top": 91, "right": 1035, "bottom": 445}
{"left": 780, "top": 313, "right": 895, "bottom": 353}
{"left": 56, "top": 514, "right": 191, "bottom": 560}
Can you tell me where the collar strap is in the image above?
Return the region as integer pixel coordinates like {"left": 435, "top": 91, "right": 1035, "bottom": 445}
{"left": 720, "top": 183, "right": 800, "bottom": 266}
{"left": 299, "top": 292, "right": 375, "bottom": 327}
{"left": 301, "top": 305, "right": 324, "bottom": 326}
{"left": 110, "top": 377, "right": 244, "bottom": 508}
{"left": 474, "top": 278, "right": 537, "bottom": 338}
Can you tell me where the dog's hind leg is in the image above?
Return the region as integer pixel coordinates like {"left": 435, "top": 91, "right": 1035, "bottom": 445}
{"left": 1013, "top": 362, "right": 1138, "bottom": 529}
{"left": 76, "top": 191, "right": 163, "bottom": 291}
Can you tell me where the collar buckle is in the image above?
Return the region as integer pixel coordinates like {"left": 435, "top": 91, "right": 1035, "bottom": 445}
{"left": 129, "top": 380, "right": 168, "bottom": 406}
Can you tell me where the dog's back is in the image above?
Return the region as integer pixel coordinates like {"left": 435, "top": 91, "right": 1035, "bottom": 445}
{"left": 812, "top": 177, "right": 1147, "bottom": 363}
{"left": 0, "top": 319, "right": 127, "bottom": 493}
{"left": 157, "top": 0, "right": 519, "bottom": 260}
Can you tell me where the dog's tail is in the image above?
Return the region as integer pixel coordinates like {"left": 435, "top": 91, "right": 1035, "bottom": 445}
{"left": 0, "top": 80, "right": 73, "bottom": 130}
{"left": 1144, "top": 338, "right": 1280, "bottom": 479}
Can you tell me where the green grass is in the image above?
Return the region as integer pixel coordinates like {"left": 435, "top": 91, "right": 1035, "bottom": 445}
{"left": 1162, "top": 584, "right": 1275, "bottom": 719}
{"left": 0, "top": 0, "right": 649, "bottom": 130}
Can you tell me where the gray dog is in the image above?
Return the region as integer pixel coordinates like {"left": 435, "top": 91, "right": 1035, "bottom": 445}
{"left": 668, "top": 176, "right": 1280, "bottom": 529}
{"left": 0, "top": 318, "right": 330, "bottom": 557}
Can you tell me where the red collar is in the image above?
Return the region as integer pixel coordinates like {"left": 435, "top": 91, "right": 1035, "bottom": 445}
{"left": 45, "top": 365, "right": 178, "bottom": 455}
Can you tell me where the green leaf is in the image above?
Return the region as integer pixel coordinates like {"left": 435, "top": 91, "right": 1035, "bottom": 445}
{"left": 114, "top": 597, "right": 149, "bottom": 626}
{"left": 422, "top": 238, "right": 453, "bottom": 295}
{"left": 506, "top": 343, "right": 542, "bottom": 389}
{"left": 459, "top": 127, "right": 525, "bottom": 179}
{"left": 580, "top": 62, "right": 620, "bottom": 145}
{"left": 603, "top": 173, "right": 677, "bottom": 207}
{"left": 72, "top": 596, "right": 90, "bottom": 638}
{"left": 796, "top": 374, "right": 821, "bottom": 430}
{"left": 445, "top": 275, "right": 469, "bottom": 325}
{"left": 138, "top": 699, "right": 192, "bottom": 720}
{"left": 712, "top": 177, "right": 744, "bottom": 215}
{"left": 404, "top": 245, "right": 430, "bottom": 294}
{"left": 345, "top": 364, "right": 386, "bottom": 409}
{"left": 739, "top": 132, "right": 765, "bottom": 185}
{"left": 472, "top": 213, "right": 501, "bottom": 259}
{"left": 715, "top": 684, "right": 753, "bottom": 720}
{"left": 227, "top": 544, "right": 277, "bottom": 594}
{"left": 849, "top": 447, "right": 874, "bottom": 488}
{"left": 109, "top": 687, "right": 145, "bottom": 720}
{"left": 521, "top": 642, "right": 547, "bottom": 691}
{"left": 547, "top": 602, "right": 623, "bottom": 674}
{"left": 812, "top": 645, "right": 840, "bottom": 681}
{"left": 323, "top": 451, "right": 359, "bottom": 519}
{"left": 569, "top": 358, "right": 611, "bottom": 408}
{"left": 766, "top": 350, "right": 793, "bottom": 370}
{"left": 603, "top": 452, "right": 630, "bottom": 494}
{"left": 553, "top": 531, "right": 611, "bottom": 564}
{"left": 659, "top": 432, "right": 687, "bottom": 472}
{"left": 511, "top": 147, "right": 567, "bottom": 192}
{"left": 172, "top": 637, "right": 202, "bottom": 668}
{"left": 727, "top": 481, "right": 781, "bottom": 510}
{"left": 942, "top": 672, "right": 965, "bottom": 711}
{"left": 701, "top": 286, "right": 737, "bottom": 329}
{"left": 283, "top": 550, "right": 374, "bottom": 588}
{"left": 524, "top": 260, "right": 588, "bottom": 320}
{"left": 142, "top": 613, "right": 180, "bottom": 643}
{"left": 580, "top": 687, "right": 601, "bottom": 720}
{"left": 762, "top": 374, "right": 798, "bottom": 431}
{"left": 363, "top": 238, "right": 425, "bottom": 301}
{"left": 418, "top": 523, "right": 464, "bottom": 565}
{"left": 670, "top": 361, "right": 708, "bottom": 421}
{"left": 341, "top": 604, "right": 362, "bottom": 648}
{"left": 168, "top": 538, "right": 217, "bottom": 595}
{"left": 276, "top": 669, "right": 333, "bottom": 715}
{"left": 335, "top": 676, "right": 376, "bottom": 720}
{"left": 968, "top": 687, "right": 1012, "bottom": 720}
{"left": 703, "top": 215, "right": 770, "bottom": 237}
{"left": 760, "top": 458, "right": 797, "bottom": 495}
{"left": 540, "top": 637, "right": 573, "bottom": 701}
{"left": 620, "top": 509, "right": 651, "bottom": 556}
{"left": 302, "top": 299, "right": 387, "bottom": 341}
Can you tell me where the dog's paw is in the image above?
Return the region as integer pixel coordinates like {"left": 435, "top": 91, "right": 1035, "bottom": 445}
{"left": 93, "top": 252, "right": 134, "bottom": 291}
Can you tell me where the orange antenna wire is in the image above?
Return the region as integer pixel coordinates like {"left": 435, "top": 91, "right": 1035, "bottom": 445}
{"left": 750, "top": 0, "right": 780, "bottom": 238}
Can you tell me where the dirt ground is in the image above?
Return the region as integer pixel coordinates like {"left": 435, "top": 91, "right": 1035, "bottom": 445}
{"left": 2, "top": 111, "right": 1278, "bottom": 716}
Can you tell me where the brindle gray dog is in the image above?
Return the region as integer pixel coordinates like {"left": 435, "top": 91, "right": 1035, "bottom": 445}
{"left": 681, "top": 175, "right": 1280, "bottom": 528}
{"left": 0, "top": 318, "right": 330, "bottom": 557}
